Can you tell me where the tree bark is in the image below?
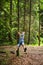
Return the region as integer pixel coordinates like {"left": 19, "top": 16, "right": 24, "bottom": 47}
{"left": 17, "top": 0, "right": 19, "bottom": 31}
{"left": 10, "top": 0, "right": 12, "bottom": 27}
{"left": 23, "top": 0, "right": 26, "bottom": 31}
{"left": 8, "top": 0, "right": 12, "bottom": 42}
{"left": 28, "top": 0, "right": 31, "bottom": 44}
{"left": 39, "top": 0, "right": 40, "bottom": 46}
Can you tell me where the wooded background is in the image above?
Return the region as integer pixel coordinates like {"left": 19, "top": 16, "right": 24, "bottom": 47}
{"left": 0, "top": 0, "right": 43, "bottom": 45}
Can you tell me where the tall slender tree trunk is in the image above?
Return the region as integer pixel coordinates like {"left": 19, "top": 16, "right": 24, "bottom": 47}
{"left": 17, "top": 0, "right": 20, "bottom": 41}
{"left": 28, "top": 0, "right": 31, "bottom": 44}
{"left": 17, "top": 0, "right": 20, "bottom": 44}
{"left": 17, "top": 0, "right": 19, "bottom": 32}
{"left": 23, "top": 0, "right": 26, "bottom": 31}
{"left": 10, "top": 0, "right": 12, "bottom": 27}
{"left": 16, "top": 0, "right": 20, "bottom": 56}
{"left": 8, "top": 0, "right": 12, "bottom": 42}
{"left": 0, "top": 0, "right": 2, "bottom": 15}
{"left": 39, "top": 0, "right": 40, "bottom": 46}
{"left": 16, "top": 0, "right": 20, "bottom": 45}
{"left": 23, "top": 0, "right": 27, "bottom": 44}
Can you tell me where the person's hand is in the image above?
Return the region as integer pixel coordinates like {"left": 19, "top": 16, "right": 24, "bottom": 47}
{"left": 22, "top": 31, "right": 25, "bottom": 34}
{"left": 23, "top": 32, "right": 25, "bottom": 34}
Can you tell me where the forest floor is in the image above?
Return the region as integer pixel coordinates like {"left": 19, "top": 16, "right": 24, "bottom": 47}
{"left": 0, "top": 46, "right": 43, "bottom": 65}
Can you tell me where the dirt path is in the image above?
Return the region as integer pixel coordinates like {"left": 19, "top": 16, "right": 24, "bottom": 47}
{"left": 0, "top": 46, "right": 43, "bottom": 65}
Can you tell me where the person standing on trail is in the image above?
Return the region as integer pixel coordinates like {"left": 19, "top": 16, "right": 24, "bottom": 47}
{"left": 16, "top": 31, "right": 27, "bottom": 53}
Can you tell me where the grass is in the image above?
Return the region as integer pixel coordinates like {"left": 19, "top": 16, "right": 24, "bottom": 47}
{"left": 29, "top": 37, "right": 43, "bottom": 46}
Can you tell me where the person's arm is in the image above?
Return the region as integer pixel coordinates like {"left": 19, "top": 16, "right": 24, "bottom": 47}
{"left": 18, "top": 32, "right": 20, "bottom": 35}
{"left": 16, "top": 32, "right": 20, "bottom": 40}
{"left": 23, "top": 31, "right": 25, "bottom": 34}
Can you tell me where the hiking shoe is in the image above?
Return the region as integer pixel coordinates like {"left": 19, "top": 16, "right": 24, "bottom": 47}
{"left": 24, "top": 48, "right": 27, "bottom": 52}
{"left": 16, "top": 49, "right": 19, "bottom": 56}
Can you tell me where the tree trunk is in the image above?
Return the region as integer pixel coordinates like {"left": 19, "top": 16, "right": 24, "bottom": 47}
{"left": 0, "top": 0, "right": 2, "bottom": 14}
{"left": 39, "top": 0, "right": 40, "bottom": 46}
{"left": 16, "top": 0, "right": 20, "bottom": 56}
{"left": 23, "top": 0, "right": 26, "bottom": 31}
{"left": 28, "top": 0, "right": 31, "bottom": 44}
{"left": 10, "top": 0, "right": 12, "bottom": 27}
{"left": 23, "top": 0, "right": 27, "bottom": 43}
{"left": 17, "top": 0, "right": 19, "bottom": 31}
{"left": 8, "top": 0, "right": 12, "bottom": 42}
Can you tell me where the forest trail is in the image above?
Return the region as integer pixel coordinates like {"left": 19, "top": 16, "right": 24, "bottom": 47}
{"left": 0, "top": 46, "right": 43, "bottom": 65}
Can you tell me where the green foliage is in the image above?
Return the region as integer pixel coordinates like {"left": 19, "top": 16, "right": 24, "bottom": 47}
{"left": 0, "top": 0, "right": 43, "bottom": 45}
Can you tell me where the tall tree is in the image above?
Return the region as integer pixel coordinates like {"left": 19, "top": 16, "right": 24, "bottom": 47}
{"left": 16, "top": 0, "right": 20, "bottom": 45}
{"left": 16, "top": 0, "right": 20, "bottom": 56}
{"left": 10, "top": 0, "right": 12, "bottom": 27}
{"left": 23, "top": 0, "right": 26, "bottom": 43}
{"left": 23, "top": 0, "right": 26, "bottom": 31}
{"left": 39, "top": 0, "right": 40, "bottom": 46}
{"left": 17, "top": 0, "right": 20, "bottom": 31}
{"left": 28, "top": 0, "right": 31, "bottom": 44}
{"left": 8, "top": 0, "right": 13, "bottom": 42}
